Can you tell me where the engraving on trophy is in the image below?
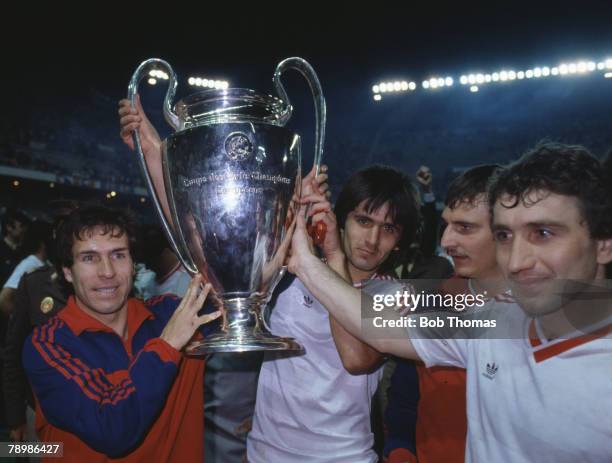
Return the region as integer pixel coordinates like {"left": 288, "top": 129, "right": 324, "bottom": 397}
{"left": 224, "top": 132, "right": 254, "bottom": 161}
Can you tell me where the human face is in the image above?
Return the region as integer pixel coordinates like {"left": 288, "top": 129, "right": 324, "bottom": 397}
{"left": 492, "top": 191, "right": 612, "bottom": 317}
{"left": 7, "top": 220, "right": 27, "bottom": 244}
{"left": 342, "top": 200, "right": 402, "bottom": 281}
{"left": 441, "top": 195, "right": 499, "bottom": 280}
{"left": 63, "top": 226, "right": 134, "bottom": 321}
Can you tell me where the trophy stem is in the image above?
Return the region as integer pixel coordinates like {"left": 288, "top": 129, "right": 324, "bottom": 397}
{"left": 185, "top": 297, "right": 303, "bottom": 355}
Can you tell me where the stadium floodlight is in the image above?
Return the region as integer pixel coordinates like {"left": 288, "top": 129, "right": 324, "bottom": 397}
{"left": 394, "top": 81, "right": 402, "bottom": 91}
{"left": 429, "top": 79, "right": 438, "bottom": 89}
{"left": 492, "top": 72, "right": 500, "bottom": 82}
{"left": 110, "top": 191, "right": 117, "bottom": 197}
{"left": 559, "top": 64, "right": 569, "bottom": 75}
{"left": 460, "top": 75, "right": 468, "bottom": 85}
{"left": 508, "top": 70, "right": 516, "bottom": 80}
{"left": 568, "top": 63, "right": 577, "bottom": 74}
{"left": 147, "top": 78, "right": 157, "bottom": 85}
{"left": 476, "top": 73, "right": 484, "bottom": 84}
{"left": 400, "top": 81, "right": 409, "bottom": 90}
{"left": 500, "top": 71, "right": 508, "bottom": 81}
{"left": 379, "top": 83, "right": 387, "bottom": 92}
{"left": 605, "top": 72, "right": 612, "bottom": 79}
{"left": 149, "top": 70, "right": 157, "bottom": 77}
{"left": 606, "top": 59, "right": 612, "bottom": 69}
{"left": 372, "top": 85, "right": 379, "bottom": 93}
{"left": 374, "top": 94, "right": 382, "bottom": 101}
{"left": 195, "top": 77, "right": 202, "bottom": 86}
{"left": 484, "top": 74, "right": 491, "bottom": 83}
{"left": 422, "top": 80, "right": 430, "bottom": 89}
{"left": 408, "top": 81, "right": 416, "bottom": 90}
{"left": 551, "top": 67, "right": 560, "bottom": 75}
{"left": 576, "top": 61, "right": 587, "bottom": 73}
{"left": 188, "top": 77, "right": 196, "bottom": 85}
{"left": 542, "top": 67, "right": 550, "bottom": 76}
{"left": 445, "top": 76, "right": 453, "bottom": 86}
{"left": 468, "top": 74, "right": 476, "bottom": 84}
{"left": 533, "top": 68, "right": 542, "bottom": 78}
{"left": 437, "top": 77, "right": 445, "bottom": 87}
{"left": 597, "top": 62, "right": 605, "bottom": 70}
{"left": 208, "top": 81, "right": 216, "bottom": 89}
{"left": 525, "top": 69, "right": 534, "bottom": 79}
{"left": 587, "top": 62, "right": 596, "bottom": 71}
{"left": 470, "top": 85, "right": 479, "bottom": 92}
{"left": 517, "top": 71, "right": 525, "bottom": 79}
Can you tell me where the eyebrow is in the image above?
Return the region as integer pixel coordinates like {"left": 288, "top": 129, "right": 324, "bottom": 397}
{"left": 353, "top": 212, "right": 399, "bottom": 228}
{"left": 492, "top": 221, "right": 568, "bottom": 231}
{"left": 78, "top": 247, "right": 129, "bottom": 256}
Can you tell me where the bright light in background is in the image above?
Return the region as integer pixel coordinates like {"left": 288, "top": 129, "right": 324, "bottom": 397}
{"left": 373, "top": 94, "right": 382, "bottom": 101}
{"left": 189, "top": 75, "right": 229, "bottom": 89}
{"left": 147, "top": 78, "right": 157, "bottom": 85}
{"left": 12, "top": 180, "right": 19, "bottom": 187}
{"left": 369, "top": 54, "right": 612, "bottom": 100}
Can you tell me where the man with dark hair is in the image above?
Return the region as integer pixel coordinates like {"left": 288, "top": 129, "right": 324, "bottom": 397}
{"left": 23, "top": 204, "right": 221, "bottom": 462}
{"left": 247, "top": 165, "right": 421, "bottom": 462}
{"left": 287, "top": 142, "right": 612, "bottom": 462}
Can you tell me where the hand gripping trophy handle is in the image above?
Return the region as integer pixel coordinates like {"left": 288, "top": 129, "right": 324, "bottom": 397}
{"left": 127, "top": 59, "right": 197, "bottom": 276}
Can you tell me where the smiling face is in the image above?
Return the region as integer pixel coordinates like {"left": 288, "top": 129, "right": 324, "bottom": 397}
{"left": 341, "top": 200, "right": 403, "bottom": 282}
{"left": 63, "top": 226, "right": 134, "bottom": 321}
{"left": 492, "top": 191, "right": 612, "bottom": 316}
{"left": 441, "top": 194, "right": 499, "bottom": 280}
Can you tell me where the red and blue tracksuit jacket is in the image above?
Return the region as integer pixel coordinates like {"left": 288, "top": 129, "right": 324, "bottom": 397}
{"left": 23, "top": 294, "right": 218, "bottom": 462}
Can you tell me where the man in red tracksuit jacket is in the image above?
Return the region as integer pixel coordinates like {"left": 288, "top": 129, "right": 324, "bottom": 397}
{"left": 23, "top": 205, "right": 221, "bottom": 462}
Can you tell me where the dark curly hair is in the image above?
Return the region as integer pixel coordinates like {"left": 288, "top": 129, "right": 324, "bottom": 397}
{"left": 334, "top": 165, "right": 421, "bottom": 274}
{"left": 488, "top": 142, "right": 612, "bottom": 239}
{"left": 445, "top": 164, "right": 501, "bottom": 209}
{"left": 55, "top": 203, "right": 138, "bottom": 271}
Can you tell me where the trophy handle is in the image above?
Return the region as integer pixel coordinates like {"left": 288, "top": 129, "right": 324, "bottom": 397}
{"left": 273, "top": 57, "right": 326, "bottom": 177}
{"left": 127, "top": 58, "right": 196, "bottom": 274}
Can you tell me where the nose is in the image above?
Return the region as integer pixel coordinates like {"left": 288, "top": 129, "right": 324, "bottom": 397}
{"left": 98, "top": 255, "right": 116, "bottom": 279}
{"left": 440, "top": 225, "right": 456, "bottom": 250}
{"left": 506, "top": 236, "right": 536, "bottom": 275}
{"left": 364, "top": 226, "right": 381, "bottom": 249}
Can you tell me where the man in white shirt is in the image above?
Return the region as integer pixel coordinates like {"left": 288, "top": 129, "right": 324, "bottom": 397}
{"left": 247, "top": 165, "right": 421, "bottom": 462}
{"left": 287, "top": 142, "right": 612, "bottom": 462}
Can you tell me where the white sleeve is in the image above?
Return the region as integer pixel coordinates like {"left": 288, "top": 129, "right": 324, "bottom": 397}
{"left": 410, "top": 336, "right": 469, "bottom": 369}
{"left": 3, "top": 257, "right": 41, "bottom": 289}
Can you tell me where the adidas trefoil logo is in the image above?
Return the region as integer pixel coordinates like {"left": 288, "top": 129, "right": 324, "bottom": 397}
{"left": 482, "top": 362, "right": 499, "bottom": 380}
{"left": 303, "top": 295, "right": 314, "bottom": 308}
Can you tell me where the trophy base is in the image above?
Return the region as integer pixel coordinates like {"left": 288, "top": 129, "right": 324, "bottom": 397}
{"left": 185, "top": 333, "right": 303, "bottom": 355}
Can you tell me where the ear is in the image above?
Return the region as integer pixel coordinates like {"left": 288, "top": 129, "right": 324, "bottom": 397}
{"left": 596, "top": 238, "right": 612, "bottom": 265}
{"left": 63, "top": 266, "right": 74, "bottom": 283}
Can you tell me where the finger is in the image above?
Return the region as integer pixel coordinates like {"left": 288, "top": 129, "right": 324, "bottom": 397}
{"left": 319, "top": 164, "right": 328, "bottom": 173}
{"left": 119, "top": 114, "right": 141, "bottom": 126}
{"left": 192, "top": 283, "right": 212, "bottom": 314}
{"left": 299, "top": 193, "right": 328, "bottom": 204}
{"left": 325, "top": 190, "right": 332, "bottom": 199}
{"left": 182, "top": 274, "right": 202, "bottom": 308}
{"left": 314, "top": 173, "right": 328, "bottom": 185}
{"left": 118, "top": 105, "right": 138, "bottom": 117}
{"left": 120, "top": 122, "right": 140, "bottom": 139}
{"left": 308, "top": 203, "right": 332, "bottom": 218}
{"left": 196, "top": 310, "right": 222, "bottom": 326}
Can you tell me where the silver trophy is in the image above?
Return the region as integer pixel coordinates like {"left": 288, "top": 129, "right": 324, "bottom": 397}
{"left": 128, "top": 58, "right": 325, "bottom": 354}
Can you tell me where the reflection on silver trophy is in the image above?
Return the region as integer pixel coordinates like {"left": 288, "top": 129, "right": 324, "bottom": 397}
{"left": 128, "top": 57, "right": 326, "bottom": 354}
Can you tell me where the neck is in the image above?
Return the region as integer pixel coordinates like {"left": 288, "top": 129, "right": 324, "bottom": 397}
{"left": 347, "top": 262, "right": 377, "bottom": 285}
{"left": 471, "top": 267, "right": 507, "bottom": 297}
{"left": 75, "top": 297, "right": 129, "bottom": 339}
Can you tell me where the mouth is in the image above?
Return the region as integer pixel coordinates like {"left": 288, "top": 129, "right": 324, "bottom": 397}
{"left": 356, "top": 247, "right": 376, "bottom": 257}
{"left": 93, "top": 286, "right": 119, "bottom": 296}
{"left": 450, "top": 254, "right": 469, "bottom": 262}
